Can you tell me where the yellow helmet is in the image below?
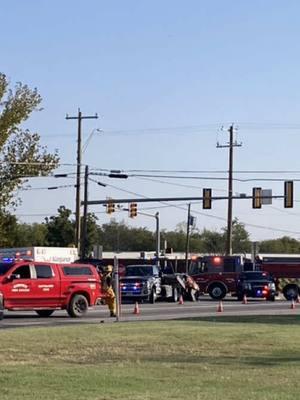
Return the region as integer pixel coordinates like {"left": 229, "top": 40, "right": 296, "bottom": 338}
{"left": 106, "top": 265, "right": 113, "bottom": 273}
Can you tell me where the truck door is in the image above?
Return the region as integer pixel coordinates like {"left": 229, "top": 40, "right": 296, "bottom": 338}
{"left": 30, "top": 264, "right": 61, "bottom": 307}
{"left": 2, "top": 263, "right": 35, "bottom": 308}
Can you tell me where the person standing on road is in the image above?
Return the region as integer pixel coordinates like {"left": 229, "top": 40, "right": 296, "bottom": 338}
{"left": 103, "top": 265, "right": 116, "bottom": 317}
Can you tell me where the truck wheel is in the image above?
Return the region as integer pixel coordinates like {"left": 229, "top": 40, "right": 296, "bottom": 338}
{"left": 283, "top": 285, "right": 299, "bottom": 301}
{"left": 208, "top": 283, "right": 226, "bottom": 300}
{"left": 36, "top": 310, "right": 54, "bottom": 317}
{"left": 149, "top": 288, "right": 157, "bottom": 304}
{"left": 171, "top": 287, "right": 179, "bottom": 302}
{"left": 267, "top": 295, "right": 275, "bottom": 302}
{"left": 67, "top": 294, "right": 89, "bottom": 318}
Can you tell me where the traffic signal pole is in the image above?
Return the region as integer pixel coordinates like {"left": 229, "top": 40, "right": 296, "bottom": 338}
{"left": 185, "top": 203, "right": 191, "bottom": 273}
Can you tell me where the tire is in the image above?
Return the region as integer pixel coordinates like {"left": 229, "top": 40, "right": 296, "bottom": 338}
{"left": 35, "top": 310, "right": 54, "bottom": 317}
{"left": 67, "top": 294, "right": 89, "bottom": 318}
{"left": 149, "top": 288, "right": 157, "bottom": 304}
{"left": 267, "top": 295, "right": 275, "bottom": 302}
{"left": 283, "top": 285, "right": 299, "bottom": 301}
{"left": 208, "top": 283, "right": 227, "bottom": 300}
{"left": 171, "top": 287, "right": 179, "bottom": 303}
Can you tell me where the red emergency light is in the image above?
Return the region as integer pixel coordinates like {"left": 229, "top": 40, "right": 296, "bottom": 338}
{"left": 212, "top": 256, "right": 222, "bottom": 266}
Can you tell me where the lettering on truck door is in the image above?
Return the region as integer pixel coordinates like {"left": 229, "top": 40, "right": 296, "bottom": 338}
{"left": 3, "top": 263, "right": 35, "bottom": 308}
{"left": 30, "top": 264, "right": 61, "bottom": 307}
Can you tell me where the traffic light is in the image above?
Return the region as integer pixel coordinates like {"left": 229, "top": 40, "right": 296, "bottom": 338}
{"left": 106, "top": 201, "right": 115, "bottom": 214}
{"left": 129, "top": 202, "right": 137, "bottom": 218}
{"left": 284, "top": 181, "right": 293, "bottom": 208}
{"left": 252, "top": 187, "right": 262, "bottom": 209}
{"left": 203, "top": 188, "right": 212, "bottom": 209}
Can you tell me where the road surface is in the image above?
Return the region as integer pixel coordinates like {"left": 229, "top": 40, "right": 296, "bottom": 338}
{"left": 0, "top": 297, "right": 298, "bottom": 329}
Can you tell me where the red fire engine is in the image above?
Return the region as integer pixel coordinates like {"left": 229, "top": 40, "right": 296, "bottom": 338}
{"left": 189, "top": 254, "right": 300, "bottom": 300}
{"left": 256, "top": 256, "right": 300, "bottom": 300}
{"left": 188, "top": 255, "right": 247, "bottom": 300}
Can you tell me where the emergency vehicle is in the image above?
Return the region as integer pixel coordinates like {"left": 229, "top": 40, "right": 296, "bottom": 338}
{"left": 0, "top": 258, "right": 102, "bottom": 318}
{"left": 256, "top": 256, "right": 300, "bottom": 300}
{"left": 189, "top": 255, "right": 246, "bottom": 300}
{"left": 189, "top": 254, "right": 300, "bottom": 300}
{"left": 0, "top": 247, "right": 78, "bottom": 264}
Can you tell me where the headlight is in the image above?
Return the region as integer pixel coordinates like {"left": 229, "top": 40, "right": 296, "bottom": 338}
{"left": 268, "top": 282, "right": 276, "bottom": 290}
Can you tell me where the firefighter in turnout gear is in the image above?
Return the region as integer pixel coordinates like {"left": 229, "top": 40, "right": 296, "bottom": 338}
{"left": 103, "top": 265, "right": 116, "bottom": 317}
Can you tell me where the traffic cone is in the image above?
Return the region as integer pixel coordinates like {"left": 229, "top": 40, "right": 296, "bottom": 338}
{"left": 242, "top": 294, "right": 248, "bottom": 304}
{"left": 290, "top": 299, "right": 296, "bottom": 310}
{"left": 178, "top": 295, "right": 184, "bottom": 305}
{"left": 133, "top": 302, "right": 140, "bottom": 315}
{"left": 217, "top": 300, "right": 224, "bottom": 312}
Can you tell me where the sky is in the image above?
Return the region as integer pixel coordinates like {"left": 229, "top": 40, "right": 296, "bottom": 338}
{"left": 2, "top": 0, "right": 300, "bottom": 242}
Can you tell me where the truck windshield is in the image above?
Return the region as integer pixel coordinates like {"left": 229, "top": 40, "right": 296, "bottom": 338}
{"left": 125, "top": 266, "right": 153, "bottom": 277}
{"left": 0, "top": 263, "right": 14, "bottom": 275}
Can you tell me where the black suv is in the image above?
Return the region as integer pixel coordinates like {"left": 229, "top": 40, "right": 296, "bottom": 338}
{"left": 236, "top": 271, "right": 276, "bottom": 301}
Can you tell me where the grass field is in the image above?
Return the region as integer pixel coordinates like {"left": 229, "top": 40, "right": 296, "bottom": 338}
{"left": 0, "top": 315, "right": 300, "bottom": 400}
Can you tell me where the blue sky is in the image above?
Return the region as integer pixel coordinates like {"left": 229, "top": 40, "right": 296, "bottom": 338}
{"left": 2, "top": 0, "right": 300, "bottom": 241}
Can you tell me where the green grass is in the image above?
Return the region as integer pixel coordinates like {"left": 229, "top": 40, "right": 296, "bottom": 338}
{"left": 1, "top": 315, "right": 300, "bottom": 399}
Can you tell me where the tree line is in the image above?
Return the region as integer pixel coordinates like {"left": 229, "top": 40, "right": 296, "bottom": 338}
{"left": 3, "top": 206, "right": 300, "bottom": 255}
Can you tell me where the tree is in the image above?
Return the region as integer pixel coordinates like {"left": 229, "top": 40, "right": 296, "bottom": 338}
{"left": 0, "top": 73, "right": 59, "bottom": 212}
{"left": 200, "top": 229, "right": 225, "bottom": 253}
{"left": 45, "top": 206, "right": 75, "bottom": 247}
{"left": 259, "top": 236, "right": 300, "bottom": 253}
{"left": 13, "top": 222, "right": 48, "bottom": 247}
{"left": 222, "top": 218, "right": 251, "bottom": 253}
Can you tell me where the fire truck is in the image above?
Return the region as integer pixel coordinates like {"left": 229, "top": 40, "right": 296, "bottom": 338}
{"left": 256, "top": 256, "right": 300, "bottom": 300}
{"left": 189, "top": 254, "right": 300, "bottom": 301}
{"left": 188, "top": 255, "right": 247, "bottom": 300}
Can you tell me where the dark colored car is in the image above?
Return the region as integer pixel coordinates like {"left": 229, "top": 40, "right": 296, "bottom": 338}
{"left": 236, "top": 271, "right": 276, "bottom": 301}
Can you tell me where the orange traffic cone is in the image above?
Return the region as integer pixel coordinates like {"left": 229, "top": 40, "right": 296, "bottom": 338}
{"left": 217, "top": 300, "right": 224, "bottom": 312}
{"left": 290, "top": 299, "right": 296, "bottom": 310}
{"left": 242, "top": 294, "right": 248, "bottom": 304}
{"left": 133, "top": 302, "right": 140, "bottom": 315}
{"left": 178, "top": 295, "right": 184, "bottom": 305}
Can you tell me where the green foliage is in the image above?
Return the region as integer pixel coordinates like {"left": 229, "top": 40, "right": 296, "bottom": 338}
{"left": 0, "top": 73, "right": 59, "bottom": 211}
{"left": 13, "top": 223, "right": 48, "bottom": 247}
{"left": 4, "top": 208, "right": 300, "bottom": 255}
{"left": 45, "top": 206, "right": 75, "bottom": 247}
{"left": 259, "top": 236, "right": 300, "bottom": 253}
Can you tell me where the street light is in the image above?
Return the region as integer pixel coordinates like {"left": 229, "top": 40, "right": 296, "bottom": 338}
{"left": 121, "top": 207, "right": 160, "bottom": 267}
{"left": 82, "top": 128, "right": 102, "bottom": 154}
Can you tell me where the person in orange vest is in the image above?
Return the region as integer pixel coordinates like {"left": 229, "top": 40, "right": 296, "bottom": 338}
{"left": 103, "top": 265, "right": 116, "bottom": 317}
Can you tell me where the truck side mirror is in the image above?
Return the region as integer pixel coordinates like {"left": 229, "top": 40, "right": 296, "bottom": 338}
{"left": 6, "top": 274, "right": 21, "bottom": 282}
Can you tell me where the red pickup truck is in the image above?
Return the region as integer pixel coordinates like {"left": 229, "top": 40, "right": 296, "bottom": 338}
{"left": 0, "top": 259, "right": 102, "bottom": 318}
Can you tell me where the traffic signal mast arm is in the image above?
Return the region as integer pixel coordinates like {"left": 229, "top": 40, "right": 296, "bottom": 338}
{"left": 83, "top": 193, "right": 286, "bottom": 206}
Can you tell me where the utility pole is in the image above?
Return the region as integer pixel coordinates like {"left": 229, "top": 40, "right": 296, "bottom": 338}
{"left": 81, "top": 165, "right": 89, "bottom": 259}
{"left": 66, "top": 109, "right": 98, "bottom": 253}
{"left": 217, "top": 124, "right": 242, "bottom": 255}
{"left": 155, "top": 212, "right": 160, "bottom": 267}
{"left": 185, "top": 203, "right": 191, "bottom": 273}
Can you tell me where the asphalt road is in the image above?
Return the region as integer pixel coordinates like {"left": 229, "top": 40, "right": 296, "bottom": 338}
{"left": 0, "top": 297, "right": 299, "bottom": 329}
